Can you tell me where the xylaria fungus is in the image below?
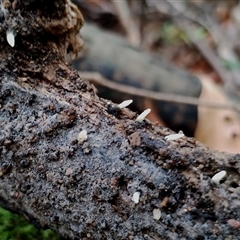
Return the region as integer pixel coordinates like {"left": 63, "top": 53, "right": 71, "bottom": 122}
{"left": 6, "top": 29, "right": 15, "bottom": 47}
{"left": 118, "top": 99, "right": 133, "bottom": 109}
{"left": 77, "top": 130, "right": 88, "bottom": 143}
{"left": 132, "top": 191, "right": 141, "bottom": 204}
{"left": 165, "top": 130, "right": 185, "bottom": 141}
{"left": 211, "top": 170, "right": 227, "bottom": 184}
{"left": 136, "top": 109, "right": 151, "bottom": 122}
{"left": 153, "top": 208, "right": 161, "bottom": 220}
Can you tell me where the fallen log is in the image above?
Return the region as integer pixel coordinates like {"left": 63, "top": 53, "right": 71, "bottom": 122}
{"left": 72, "top": 22, "right": 240, "bottom": 154}
{"left": 0, "top": 0, "right": 240, "bottom": 239}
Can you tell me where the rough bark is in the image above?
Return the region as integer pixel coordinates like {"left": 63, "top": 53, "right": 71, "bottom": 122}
{"left": 0, "top": 1, "right": 240, "bottom": 239}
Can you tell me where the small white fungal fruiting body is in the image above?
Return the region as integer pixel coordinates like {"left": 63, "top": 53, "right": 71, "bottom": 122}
{"left": 132, "top": 191, "right": 141, "bottom": 204}
{"left": 118, "top": 99, "right": 133, "bottom": 109}
{"left": 211, "top": 170, "right": 227, "bottom": 184}
{"left": 77, "top": 130, "right": 88, "bottom": 143}
{"left": 136, "top": 108, "right": 151, "bottom": 122}
{"left": 165, "top": 130, "right": 184, "bottom": 141}
{"left": 6, "top": 29, "right": 15, "bottom": 47}
{"left": 153, "top": 208, "right": 161, "bottom": 220}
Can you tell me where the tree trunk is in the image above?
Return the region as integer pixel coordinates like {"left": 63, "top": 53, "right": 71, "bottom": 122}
{"left": 0, "top": 1, "right": 240, "bottom": 239}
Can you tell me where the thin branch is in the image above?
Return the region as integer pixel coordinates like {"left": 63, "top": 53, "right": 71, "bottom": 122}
{"left": 79, "top": 71, "right": 240, "bottom": 112}
{"left": 111, "top": 0, "right": 140, "bottom": 46}
{"left": 177, "top": 22, "right": 232, "bottom": 86}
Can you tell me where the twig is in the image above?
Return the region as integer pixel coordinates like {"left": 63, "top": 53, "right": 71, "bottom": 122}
{"left": 177, "top": 21, "right": 232, "bottom": 86}
{"left": 79, "top": 71, "right": 240, "bottom": 112}
{"left": 111, "top": 0, "right": 140, "bottom": 46}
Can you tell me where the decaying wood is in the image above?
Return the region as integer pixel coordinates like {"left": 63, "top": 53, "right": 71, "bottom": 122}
{"left": 0, "top": 1, "right": 240, "bottom": 239}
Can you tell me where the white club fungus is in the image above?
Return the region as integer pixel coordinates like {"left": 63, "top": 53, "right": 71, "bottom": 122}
{"left": 153, "top": 208, "right": 161, "bottom": 220}
{"left": 77, "top": 130, "right": 88, "bottom": 143}
{"left": 211, "top": 170, "right": 227, "bottom": 184}
{"left": 165, "top": 130, "right": 184, "bottom": 141}
{"left": 118, "top": 99, "right": 133, "bottom": 109}
{"left": 136, "top": 109, "right": 151, "bottom": 122}
{"left": 132, "top": 191, "right": 141, "bottom": 204}
{"left": 6, "top": 29, "right": 15, "bottom": 47}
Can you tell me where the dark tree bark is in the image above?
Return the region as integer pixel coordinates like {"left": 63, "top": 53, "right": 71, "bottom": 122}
{"left": 0, "top": 1, "right": 240, "bottom": 239}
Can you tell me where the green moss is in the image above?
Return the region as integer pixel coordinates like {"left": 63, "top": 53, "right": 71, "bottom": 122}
{"left": 0, "top": 207, "right": 60, "bottom": 240}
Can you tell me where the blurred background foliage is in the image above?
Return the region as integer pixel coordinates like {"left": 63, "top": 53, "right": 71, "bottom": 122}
{"left": 0, "top": 207, "right": 60, "bottom": 240}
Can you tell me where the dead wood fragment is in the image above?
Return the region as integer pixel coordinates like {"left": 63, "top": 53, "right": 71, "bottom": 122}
{"left": 0, "top": 1, "right": 240, "bottom": 239}
{"left": 73, "top": 23, "right": 240, "bottom": 153}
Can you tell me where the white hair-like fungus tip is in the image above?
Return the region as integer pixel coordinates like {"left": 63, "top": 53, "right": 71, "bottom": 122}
{"left": 118, "top": 99, "right": 133, "bottom": 109}
{"left": 132, "top": 191, "right": 141, "bottom": 204}
{"left": 77, "top": 130, "right": 88, "bottom": 143}
{"left": 165, "top": 130, "right": 184, "bottom": 141}
{"left": 211, "top": 170, "right": 227, "bottom": 184}
{"left": 136, "top": 109, "right": 151, "bottom": 122}
{"left": 6, "top": 29, "right": 15, "bottom": 47}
